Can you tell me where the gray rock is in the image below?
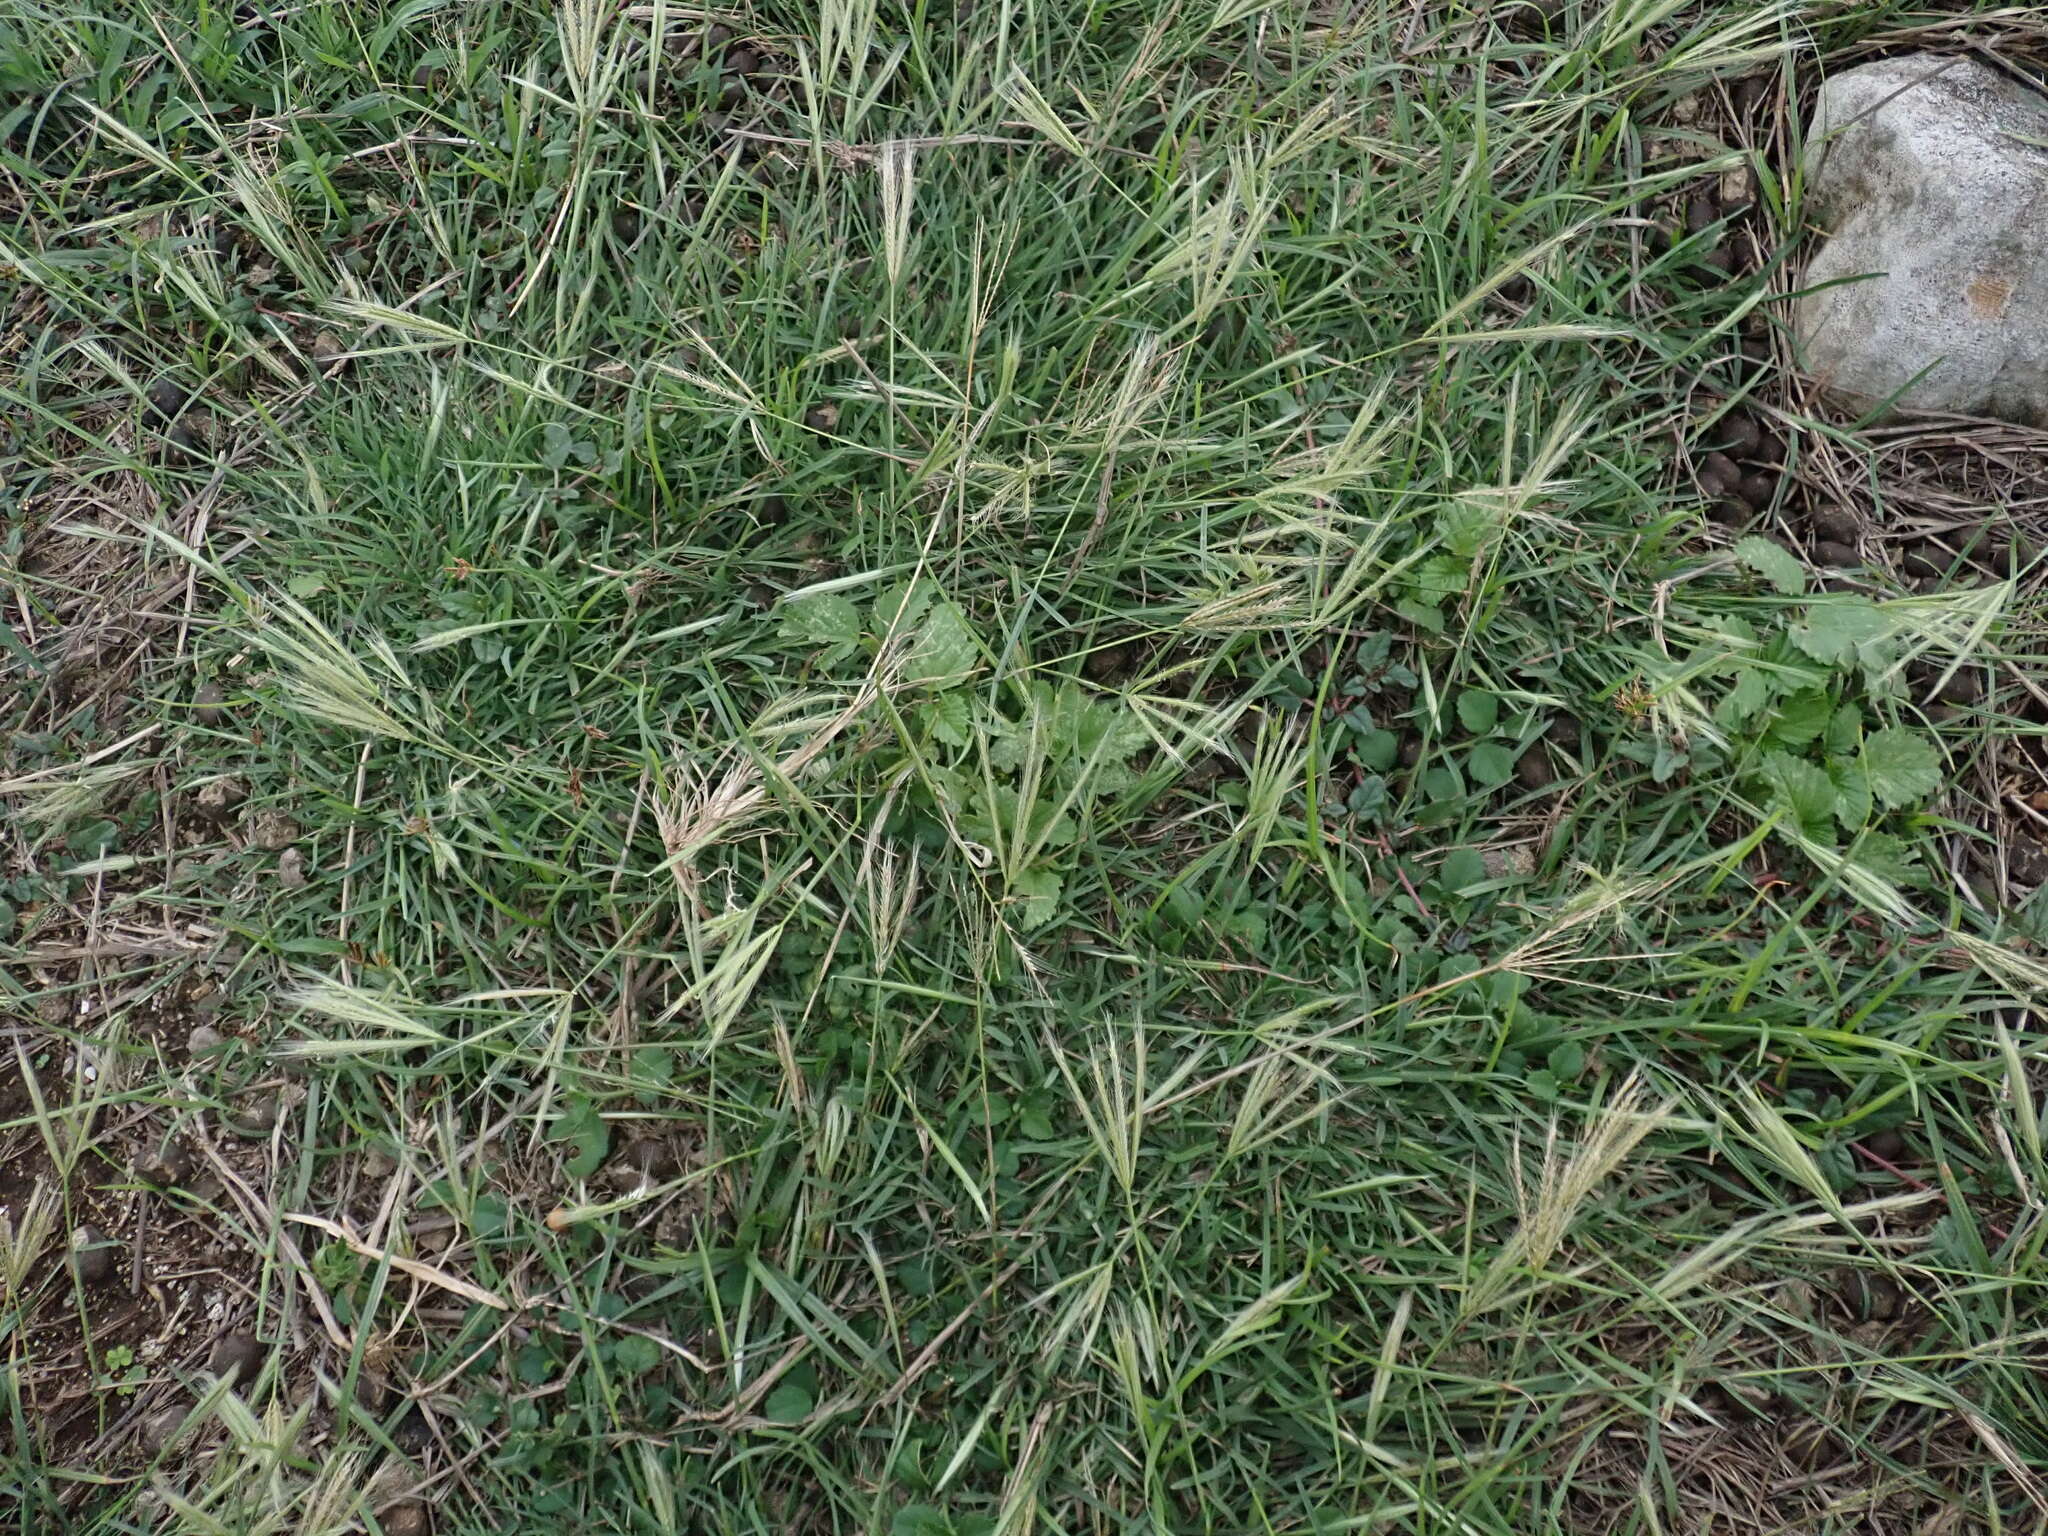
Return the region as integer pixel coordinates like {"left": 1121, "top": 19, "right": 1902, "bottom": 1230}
{"left": 1795, "top": 56, "right": 2048, "bottom": 427}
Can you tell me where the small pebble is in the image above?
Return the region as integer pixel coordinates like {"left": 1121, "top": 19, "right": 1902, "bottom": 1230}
{"left": 2009, "top": 837, "right": 2048, "bottom": 885}
{"left": 1497, "top": 0, "right": 1564, "bottom": 36}
{"left": 1718, "top": 164, "right": 1757, "bottom": 214}
{"left": 1900, "top": 547, "right": 1947, "bottom": 581}
{"left": 228, "top": 1095, "right": 279, "bottom": 1136}
{"left": 1861, "top": 1127, "right": 1907, "bottom": 1162}
{"left": 147, "top": 378, "right": 186, "bottom": 423}
{"left": 187, "top": 1024, "right": 224, "bottom": 1054}
{"left": 354, "top": 1368, "right": 391, "bottom": 1412}
{"left": 392, "top": 1406, "right": 432, "bottom": 1452}
{"left": 193, "top": 680, "right": 226, "bottom": 725}
{"left": 1934, "top": 669, "right": 1983, "bottom": 706}
{"left": 247, "top": 810, "right": 301, "bottom": 851}
{"left": 379, "top": 1500, "right": 432, "bottom": 1536}
{"left": 1515, "top": 748, "right": 1555, "bottom": 791}
{"left": 72, "top": 1225, "right": 118, "bottom": 1285}
{"left": 1696, "top": 451, "right": 1741, "bottom": 497}
{"left": 360, "top": 1146, "right": 400, "bottom": 1181}
{"left": 1781, "top": 1420, "right": 1835, "bottom": 1470}
{"left": 619, "top": 1136, "right": 680, "bottom": 1182}
{"left": 134, "top": 1141, "right": 193, "bottom": 1188}
{"left": 139, "top": 1403, "right": 186, "bottom": 1455}
{"left": 1809, "top": 504, "right": 1860, "bottom": 543}
{"left": 1862, "top": 1274, "right": 1905, "bottom": 1322}
{"left": 1811, "top": 540, "right": 1860, "bottom": 569}
{"left": 209, "top": 1330, "right": 265, "bottom": 1381}
{"left": 195, "top": 775, "right": 248, "bottom": 818}
{"left": 1480, "top": 845, "right": 1535, "bottom": 880}
{"left": 1712, "top": 413, "right": 1761, "bottom": 459}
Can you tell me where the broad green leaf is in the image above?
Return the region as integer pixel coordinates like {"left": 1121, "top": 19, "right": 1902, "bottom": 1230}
{"left": 1354, "top": 728, "right": 1400, "bottom": 772}
{"left": 1860, "top": 728, "right": 1942, "bottom": 811}
{"left": 471, "top": 1193, "right": 510, "bottom": 1238}
{"left": 1438, "top": 501, "right": 1497, "bottom": 558}
{"left": 1715, "top": 667, "right": 1772, "bottom": 726}
{"left": 871, "top": 578, "right": 933, "bottom": 634}
{"left": 1396, "top": 598, "right": 1445, "bottom": 634}
{"left": 778, "top": 592, "right": 862, "bottom": 647}
{"left": 1824, "top": 701, "right": 1863, "bottom": 758}
{"left": 1829, "top": 757, "right": 1872, "bottom": 830}
{"left": 558, "top": 1099, "right": 610, "bottom": 1178}
{"left": 1763, "top": 688, "right": 1830, "bottom": 749}
{"left": 1457, "top": 690, "right": 1499, "bottom": 734}
{"left": 1790, "top": 597, "right": 1889, "bottom": 666}
{"left": 611, "top": 1335, "right": 661, "bottom": 1375}
{"left": 1467, "top": 740, "right": 1516, "bottom": 786}
{"left": 1012, "top": 865, "right": 1063, "bottom": 929}
{"left": 1412, "top": 556, "right": 1468, "bottom": 601}
{"left": 927, "top": 691, "right": 972, "bottom": 747}
{"left": 1733, "top": 536, "right": 1805, "bottom": 595}
{"left": 1439, "top": 847, "right": 1486, "bottom": 891}
{"left": 907, "top": 599, "right": 978, "bottom": 685}
{"left": 1854, "top": 830, "right": 1921, "bottom": 883}
{"left": 1760, "top": 750, "right": 1836, "bottom": 841}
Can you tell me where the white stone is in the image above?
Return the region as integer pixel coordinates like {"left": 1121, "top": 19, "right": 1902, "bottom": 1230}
{"left": 1795, "top": 56, "right": 2048, "bottom": 427}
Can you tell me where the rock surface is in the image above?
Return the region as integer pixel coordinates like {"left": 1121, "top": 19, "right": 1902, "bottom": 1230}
{"left": 1796, "top": 56, "right": 2048, "bottom": 427}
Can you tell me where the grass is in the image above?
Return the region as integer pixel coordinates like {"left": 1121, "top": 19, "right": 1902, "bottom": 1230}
{"left": 4, "top": 0, "right": 2048, "bottom": 1531}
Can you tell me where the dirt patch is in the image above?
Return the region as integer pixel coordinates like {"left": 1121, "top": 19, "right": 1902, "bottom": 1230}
{"left": 0, "top": 1006, "right": 291, "bottom": 1472}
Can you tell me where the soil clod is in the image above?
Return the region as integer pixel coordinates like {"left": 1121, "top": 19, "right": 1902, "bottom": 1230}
{"left": 209, "top": 1330, "right": 265, "bottom": 1381}
{"left": 134, "top": 1140, "right": 193, "bottom": 1188}
{"left": 1811, "top": 540, "right": 1860, "bottom": 569}
{"left": 71, "top": 1225, "right": 119, "bottom": 1285}
{"left": 619, "top": 1136, "right": 681, "bottom": 1184}
{"left": 1515, "top": 748, "right": 1555, "bottom": 791}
